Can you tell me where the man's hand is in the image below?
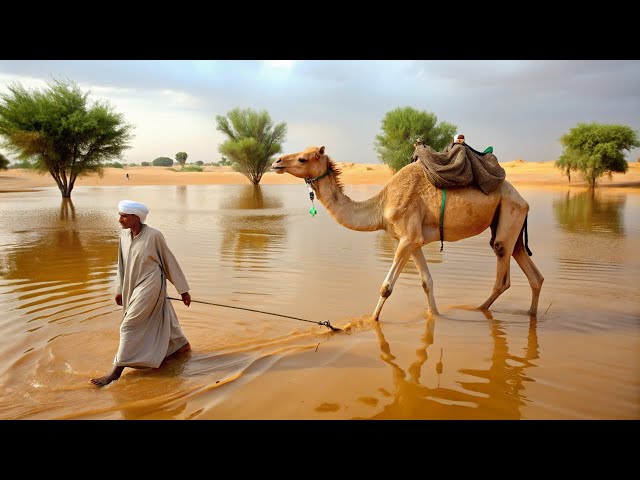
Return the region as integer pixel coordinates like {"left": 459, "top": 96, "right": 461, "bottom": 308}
{"left": 181, "top": 291, "right": 191, "bottom": 307}
{"left": 115, "top": 293, "right": 122, "bottom": 306}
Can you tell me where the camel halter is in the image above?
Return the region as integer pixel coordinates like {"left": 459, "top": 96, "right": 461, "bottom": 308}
{"left": 304, "top": 168, "right": 330, "bottom": 217}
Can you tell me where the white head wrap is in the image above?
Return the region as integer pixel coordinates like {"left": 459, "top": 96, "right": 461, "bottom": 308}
{"left": 453, "top": 133, "right": 465, "bottom": 144}
{"left": 118, "top": 200, "right": 149, "bottom": 224}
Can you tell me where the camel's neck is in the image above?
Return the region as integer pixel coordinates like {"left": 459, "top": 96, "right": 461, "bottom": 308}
{"left": 311, "top": 171, "right": 385, "bottom": 232}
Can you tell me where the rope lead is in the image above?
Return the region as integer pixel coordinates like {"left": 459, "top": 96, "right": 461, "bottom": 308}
{"left": 167, "top": 297, "right": 341, "bottom": 332}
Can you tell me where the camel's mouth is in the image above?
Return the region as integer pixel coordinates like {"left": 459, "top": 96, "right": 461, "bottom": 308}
{"left": 272, "top": 166, "right": 285, "bottom": 174}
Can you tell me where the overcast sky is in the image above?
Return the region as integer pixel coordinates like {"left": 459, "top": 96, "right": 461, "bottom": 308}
{"left": 1, "top": 60, "right": 638, "bottom": 165}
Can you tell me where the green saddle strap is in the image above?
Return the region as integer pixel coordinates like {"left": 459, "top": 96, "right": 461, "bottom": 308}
{"left": 440, "top": 189, "right": 446, "bottom": 251}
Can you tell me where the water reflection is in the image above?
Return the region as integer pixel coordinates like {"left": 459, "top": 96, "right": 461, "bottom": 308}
{"left": 0, "top": 184, "right": 637, "bottom": 420}
{"left": 368, "top": 312, "right": 539, "bottom": 419}
{"left": 220, "top": 185, "right": 282, "bottom": 210}
{"left": 0, "top": 199, "right": 117, "bottom": 328}
{"left": 553, "top": 190, "right": 625, "bottom": 235}
{"left": 553, "top": 190, "right": 627, "bottom": 281}
{"left": 219, "top": 186, "right": 287, "bottom": 272}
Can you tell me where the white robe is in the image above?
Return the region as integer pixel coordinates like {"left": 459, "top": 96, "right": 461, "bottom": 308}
{"left": 114, "top": 224, "right": 189, "bottom": 368}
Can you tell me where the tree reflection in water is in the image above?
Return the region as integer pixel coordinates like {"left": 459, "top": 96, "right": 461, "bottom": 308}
{"left": 0, "top": 198, "right": 118, "bottom": 326}
{"left": 553, "top": 189, "right": 625, "bottom": 235}
{"left": 219, "top": 185, "right": 286, "bottom": 272}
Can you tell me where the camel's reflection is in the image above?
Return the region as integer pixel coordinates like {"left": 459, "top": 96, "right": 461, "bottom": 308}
{"left": 367, "top": 312, "right": 539, "bottom": 419}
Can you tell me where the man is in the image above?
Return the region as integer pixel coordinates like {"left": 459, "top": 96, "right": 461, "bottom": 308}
{"left": 90, "top": 200, "right": 192, "bottom": 387}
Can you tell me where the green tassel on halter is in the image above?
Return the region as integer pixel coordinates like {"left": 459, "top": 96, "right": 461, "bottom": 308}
{"left": 308, "top": 184, "right": 317, "bottom": 217}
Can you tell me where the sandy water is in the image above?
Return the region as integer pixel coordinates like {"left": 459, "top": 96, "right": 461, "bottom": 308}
{"left": 0, "top": 183, "right": 638, "bottom": 419}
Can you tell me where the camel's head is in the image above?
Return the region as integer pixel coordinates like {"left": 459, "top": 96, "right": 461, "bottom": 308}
{"left": 272, "top": 146, "right": 328, "bottom": 180}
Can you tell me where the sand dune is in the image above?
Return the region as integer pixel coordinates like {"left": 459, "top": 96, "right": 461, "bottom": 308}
{"left": 2, "top": 161, "right": 639, "bottom": 191}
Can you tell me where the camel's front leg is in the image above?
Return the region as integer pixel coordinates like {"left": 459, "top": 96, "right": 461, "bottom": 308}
{"left": 411, "top": 248, "right": 439, "bottom": 315}
{"left": 373, "top": 238, "right": 419, "bottom": 321}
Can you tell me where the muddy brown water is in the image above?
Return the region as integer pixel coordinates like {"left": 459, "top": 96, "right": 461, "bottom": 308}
{"left": 0, "top": 184, "right": 638, "bottom": 419}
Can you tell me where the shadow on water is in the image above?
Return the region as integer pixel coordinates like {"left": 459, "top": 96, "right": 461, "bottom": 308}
{"left": 365, "top": 311, "right": 539, "bottom": 419}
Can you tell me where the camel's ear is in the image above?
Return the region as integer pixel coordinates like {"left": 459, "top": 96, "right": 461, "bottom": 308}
{"left": 316, "top": 146, "right": 325, "bottom": 158}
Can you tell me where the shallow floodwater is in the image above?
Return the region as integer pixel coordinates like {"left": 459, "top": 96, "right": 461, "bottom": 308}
{"left": 0, "top": 183, "right": 638, "bottom": 419}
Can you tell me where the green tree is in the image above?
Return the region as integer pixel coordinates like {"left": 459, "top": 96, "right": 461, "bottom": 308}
{"left": 215, "top": 107, "right": 287, "bottom": 185}
{"left": 175, "top": 151, "right": 188, "bottom": 168}
{"left": 555, "top": 122, "right": 640, "bottom": 188}
{"left": 152, "top": 156, "right": 173, "bottom": 166}
{"left": 0, "top": 79, "right": 134, "bottom": 198}
{"left": 0, "top": 152, "right": 9, "bottom": 170}
{"left": 374, "top": 106, "right": 456, "bottom": 172}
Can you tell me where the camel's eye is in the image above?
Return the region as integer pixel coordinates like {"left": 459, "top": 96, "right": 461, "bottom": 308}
{"left": 298, "top": 157, "right": 307, "bottom": 163}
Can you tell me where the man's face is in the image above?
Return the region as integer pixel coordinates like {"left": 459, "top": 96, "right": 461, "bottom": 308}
{"left": 118, "top": 213, "right": 140, "bottom": 229}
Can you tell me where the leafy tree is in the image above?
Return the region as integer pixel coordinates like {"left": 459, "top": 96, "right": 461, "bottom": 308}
{"left": 556, "top": 122, "right": 640, "bottom": 188}
{"left": 195, "top": 160, "right": 204, "bottom": 166}
{"left": 152, "top": 156, "right": 173, "bottom": 166}
{"left": 215, "top": 107, "right": 287, "bottom": 185}
{"left": 0, "top": 152, "right": 8, "bottom": 170}
{"left": 175, "top": 151, "right": 188, "bottom": 168}
{"left": 374, "top": 106, "right": 456, "bottom": 172}
{"left": 0, "top": 79, "right": 133, "bottom": 198}
{"left": 141, "top": 161, "right": 150, "bottom": 166}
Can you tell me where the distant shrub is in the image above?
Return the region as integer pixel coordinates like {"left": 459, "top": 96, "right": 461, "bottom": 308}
{"left": 106, "top": 161, "right": 124, "bottom": 168}
{"left": 181, "top": 164, "right": 203, "bottom": 172}
{"left": 152, "top": 157, "right": 174, "bottom": 167}
{"left": 141, "top": 161, "right": 150, "bottom": 166}
{"left": 195, "top": 160, "right": 204, "bottom": 166}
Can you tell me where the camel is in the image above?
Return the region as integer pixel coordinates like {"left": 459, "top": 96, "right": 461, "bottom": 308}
{"left": 271, "top": 146, "right": 544, "bottom": 320}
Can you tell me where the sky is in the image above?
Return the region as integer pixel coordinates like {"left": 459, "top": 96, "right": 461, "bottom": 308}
{"left": 0, "top": 60, "right": 639, "bottom": 165}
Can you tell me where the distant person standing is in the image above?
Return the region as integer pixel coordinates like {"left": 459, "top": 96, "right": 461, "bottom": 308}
{"left": 125, "top": 173, "right": 129, "bottom": 180}
{"left": 90, "top": 200, "right": 192, "bottom": 387}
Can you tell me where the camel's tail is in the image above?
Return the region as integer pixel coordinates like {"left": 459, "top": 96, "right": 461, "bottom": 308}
{"left": 522, "top": 214, "right": 533, "bottom": 256}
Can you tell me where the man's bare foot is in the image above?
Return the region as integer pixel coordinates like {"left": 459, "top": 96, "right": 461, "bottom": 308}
{"left": 90, "top": 366, "right": 124, "bottom": 387}
{"left": 90, "top": 375, "right": 118, "bottom": 387}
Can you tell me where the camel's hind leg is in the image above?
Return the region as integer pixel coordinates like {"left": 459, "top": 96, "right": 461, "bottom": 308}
{"left": 478, "top": 208, "right": 525, "bottom": 312}
{"left": 512, "top": 235, "right": 544, "bottom": 316}
{"left": 373, "top": 237, "right": 421, "bottom": 321}
{"left": 411, "top": 248, "right": 439, "bottom": 315}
